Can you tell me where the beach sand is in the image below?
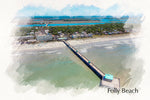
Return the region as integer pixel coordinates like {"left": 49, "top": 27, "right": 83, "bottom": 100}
{"left": 13, "top": 34, "right": 139, "bottom": 52}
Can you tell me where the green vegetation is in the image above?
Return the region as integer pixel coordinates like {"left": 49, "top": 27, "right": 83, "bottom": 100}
{"left": 15, "top": 23, "right": 125, "bottom": 36}
{"left": 48, "top": 23, "right": 125, "bottom": 35}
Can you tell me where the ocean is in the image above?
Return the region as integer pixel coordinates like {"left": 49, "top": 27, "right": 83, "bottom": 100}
{"left": 11, "top": 38, "right": 144, "bottom": 91}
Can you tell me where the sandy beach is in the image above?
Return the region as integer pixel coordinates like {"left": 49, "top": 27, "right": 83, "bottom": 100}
{"left": 13, "top": 34, "right": 139, "bottom": 52}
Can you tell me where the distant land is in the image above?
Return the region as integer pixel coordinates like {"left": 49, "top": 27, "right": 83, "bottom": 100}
{"left": 14, "top": 15, "right": 142, "bottom": 27}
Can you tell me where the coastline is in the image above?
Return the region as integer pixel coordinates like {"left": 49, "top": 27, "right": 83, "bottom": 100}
{"left": 13, "top": 34, "right": 139, "bottom": 52}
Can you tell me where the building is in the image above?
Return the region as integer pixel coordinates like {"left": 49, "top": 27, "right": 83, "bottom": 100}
{"left": 53, "top": 35, "right": 59, "bottom": 40}
{"left": 57, "top": 37, "right": 68, "bottom": 41}
{"left": 45, "top": 29, "right": 49, "bottom": 34}
{"left": 30, "top": 32, "right": 35, "bottom": 35}
{"left": 80, "top": 31, "right": 88, "bottom": 38}
{"left": 27, "top": 39, "right": 37, "bottom": 44}
{"left": 71, "top": 34, "right": 78, "bottom": 39}
{"left": 104, "top": 74, "right": 113, "bottom": 82}
{"left": 35, "top": 30, "right": 53, "bottom": 42}
{"left": 88, "top": 33, "right": 93, "bottom": 37}
{"left": 36, "top": 34, "right": 53, "bottom": 42}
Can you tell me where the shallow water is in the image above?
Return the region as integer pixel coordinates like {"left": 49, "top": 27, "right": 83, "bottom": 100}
{"left": 11, "top": 38, "right": 144, "bottom": 91}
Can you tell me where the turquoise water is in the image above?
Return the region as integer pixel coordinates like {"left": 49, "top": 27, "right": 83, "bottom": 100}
{"left": 18, "top": 18, "right": 128, "bottom": 27}
{"left": 18, "top": 22, "right": 104, "bottom": 27}
{"left": 17, "top": 16, "right": 143, "bottom": 27}
{"left": 11, "top": 38, "right": 143, "bottom": 90}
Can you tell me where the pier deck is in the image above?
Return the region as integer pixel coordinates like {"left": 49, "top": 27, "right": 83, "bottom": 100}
{"left": 63, "top": 40, "right": 120, "bottom": 89}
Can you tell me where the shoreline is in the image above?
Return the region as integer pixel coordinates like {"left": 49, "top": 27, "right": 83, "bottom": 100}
{"left": 13, "top": 34, "right": 139, "bottom": 52}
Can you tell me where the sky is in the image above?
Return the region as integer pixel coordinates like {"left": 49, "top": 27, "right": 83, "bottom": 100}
{"left": 16, "top": 3, "right": 142, "bottom": 17}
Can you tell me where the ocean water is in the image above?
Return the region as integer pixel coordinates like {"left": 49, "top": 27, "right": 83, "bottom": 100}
{"left": 11, "top": 38, "right": 144, "bottom": 91}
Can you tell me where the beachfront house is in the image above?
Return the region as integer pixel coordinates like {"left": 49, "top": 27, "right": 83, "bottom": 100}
{"left": 76, "top": 32, "right": 81, "bottom": 38}
{"left": 111, "top": 30, "right": 123, "bottom": 34}
{"left": 36, "top": 33, "right": 53, "bottom": 42}
{"left": 30, "top": 32, "right": 35, "bottom": 35}
{"left": 53, "top": 35, "right": 59, "bottom": 40}
{"left": 71, "top": 32, "right": 80, "bottom": 39}
{"left": 95, "top": 32, "right": 101, "bottom": 35}
{"left": 80, "top": 31, "right": 88, "bottom": 38}
{"left": 71, "top": 34, "right": 78, "bottom": 39}
{"left": 102, "top": 31, "right": 108, "bottom": 35}
{"left": 88, "top": 33, "right": 93, "bottom": 37}
{"left": 80, "top": 34, "right": 85, "bottom": 38}
{"left": 74, "top": 32, "right": 79, "bottom": 34}
{"left": 108, "top": 32, "right": 112, "bottom": 35}
{"left": 27, "top": 39, "right": 37, "bottom": 44}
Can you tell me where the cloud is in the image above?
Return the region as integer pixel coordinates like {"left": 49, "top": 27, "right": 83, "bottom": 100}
{"left": 14, "top": 0, "right": 144, "bottom": 15}
{"left": 16, "top": 4, "right": 142, "bottom": 17}
{"left": 16, "top": 0, "right": 143, "bottom": 17}
{"left": 17, "top": 5, "right": 102, "bottom": 16}
{"left": 20, "top": 0, "right": 119, "bottom": 10}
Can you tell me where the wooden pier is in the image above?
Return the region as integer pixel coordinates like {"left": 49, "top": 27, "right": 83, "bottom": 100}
{"left": 63, "top": 40, "right": 120, "bottom": 89}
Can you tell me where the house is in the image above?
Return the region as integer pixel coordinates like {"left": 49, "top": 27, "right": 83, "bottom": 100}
{"left": 71, "top": 34, "right": 78, "bottom": 39}
{"left": 71, "top": 32, "right": 80, "bottom": 39}
{"left": 36, "top": 33, "right": 53, "bottom": 42}
{"left": 58, "top": 31, "right": 64, "bottom": 38}
{"left": 108, "top": 32, "right": 112, "bottom": 35}
{"left": 58, "top": 31, "right": 62, "bottom": 34}
{"left": 26, "top": 33, "right": 30, "bottom": 35}
{"left": 30, "top": 32, "right": 34, "bottom": 35}
{"left": 111, "top": 30, "right": 122, "bottom": 34}
{"left": 88, "top": 33, "right": 93, "bottom": 37}
{"left": 80, "top": 31, "right": 88, "bottom": 38}
{"left": 26, "top": 31, "right": 34, "bottom": 35}
{"left": 60, "top": 33, "right": 64, "bottom": 38}
{"left": 102, "top": 31, "right": 108, "bottom": 35}
{"left": 27, "top": 39, "right": 37, "bottom": 44}
{"left": 35, "top": 27, "right": 38, "bottom": 29}
{"left": 53, "top": 35, "right": 59, "bottom": 40}
{"left": 95, "top": 32, "right": 101, "bottom": 35}
{"left": 80, "top": 34, "right": 85, "bottom": 38}
{"left": 74, "top": 32, "right": 79, "bottom": 34}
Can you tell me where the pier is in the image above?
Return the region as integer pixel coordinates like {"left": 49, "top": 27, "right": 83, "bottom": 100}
{"left": 63, "top": 40, "right": 120, "bottom": 89}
